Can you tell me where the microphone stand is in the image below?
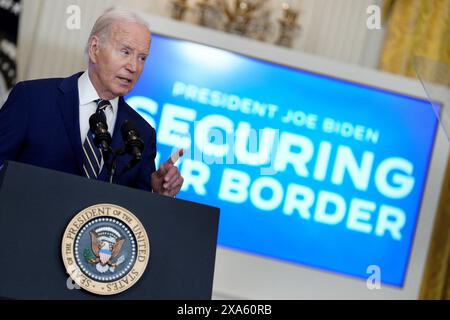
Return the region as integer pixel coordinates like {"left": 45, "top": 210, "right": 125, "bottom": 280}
{"left": 109, "top": 155, "right": 142, "bottom": 184}
{"left": 120, "top": 157, "right": 141, "bottom": 176}
{"left": 105, "top": 148, "right": 125, "bottom": 184}
{"left": 109, "top": 162, "right": 116, "bottom": 184}
{"left": 105, "top": 151, "right": 140, "bottom": 183}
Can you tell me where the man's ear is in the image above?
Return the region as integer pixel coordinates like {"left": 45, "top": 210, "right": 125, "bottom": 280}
{"left": 88, "top": 36, "right": 100, "bottom": 64}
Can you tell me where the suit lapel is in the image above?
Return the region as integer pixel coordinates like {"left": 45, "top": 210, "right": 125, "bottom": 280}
{"left": 110, "top": 97, "right": 129, "bottom": 154}
{"left": 57, "top": 72, "right": 84, "bottom": 175}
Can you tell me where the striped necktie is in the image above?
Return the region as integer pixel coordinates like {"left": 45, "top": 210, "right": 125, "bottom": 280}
{"left": 82, "top": 99, "right": 110, "bottom": 179}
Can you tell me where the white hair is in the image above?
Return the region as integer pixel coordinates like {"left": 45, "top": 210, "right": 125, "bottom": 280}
{"left": 85, "top": 8, "right": 151, "bottom": 59}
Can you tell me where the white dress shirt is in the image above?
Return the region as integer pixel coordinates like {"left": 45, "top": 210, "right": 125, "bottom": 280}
{"left": 78, "top": 70, "right": 119, "bottom": 171}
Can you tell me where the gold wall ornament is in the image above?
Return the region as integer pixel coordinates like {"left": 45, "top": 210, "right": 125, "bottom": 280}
{"left": 247, "top": 8, "right": 274, "bottom": 41}
{"left": 195, "top": 0, "right": 223, "bottom": 29}
{"left": 169, "top": 0, "right": 301, "bottom": 45}
{"left": 275, "top": 2, "right": 301, "bottom": 48}
{"left": 219, "top": 0, "right": 271, "bottom": 38}
{"left": 170, "top": 0, "right": 189, "bottom": 20}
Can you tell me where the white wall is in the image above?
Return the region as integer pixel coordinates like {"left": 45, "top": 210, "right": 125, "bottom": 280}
{"left": 17, "top": 0, "right": 385, "bottom": 81}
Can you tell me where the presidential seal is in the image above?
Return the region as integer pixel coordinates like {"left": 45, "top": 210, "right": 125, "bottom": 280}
{"left": 61, "top": 204, "right": 150, "bottom": 295}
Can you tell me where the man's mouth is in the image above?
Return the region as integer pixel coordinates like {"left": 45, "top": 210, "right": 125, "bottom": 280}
{"left": 117, "top": 76, "right": 132, "bottom": 85}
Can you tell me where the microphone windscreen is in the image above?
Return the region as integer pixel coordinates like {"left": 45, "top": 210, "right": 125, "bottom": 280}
{"left": 89, "top": 112, "right": 107, "bottom": 131}
{"left": 121, "top": 120, "right": 139, "bottom": 139}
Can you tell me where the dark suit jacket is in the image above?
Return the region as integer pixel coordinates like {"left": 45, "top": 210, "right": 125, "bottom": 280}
{"left": 0, "top": 72, "right": 157, "bottom": 191}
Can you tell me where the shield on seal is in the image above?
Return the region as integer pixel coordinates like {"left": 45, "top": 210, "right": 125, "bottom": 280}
{"left": 99, "top": 243, "right": 112, "bottom": 264}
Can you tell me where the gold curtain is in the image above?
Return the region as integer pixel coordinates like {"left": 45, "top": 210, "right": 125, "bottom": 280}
{"left": 380, "top": 0, "right": 450, "bottom": 86}
{"left": 380, "top": 0, "right": 450, "bottom": 299}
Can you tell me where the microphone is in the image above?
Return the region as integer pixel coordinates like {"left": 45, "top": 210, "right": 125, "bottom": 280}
{"left": 121, "top": 120, "right": 144, "bottom": 160}
{"left": 89, "top": 112, "right": 112, "bottom": 152}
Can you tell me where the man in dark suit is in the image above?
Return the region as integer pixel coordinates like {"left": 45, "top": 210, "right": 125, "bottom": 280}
{"left": 0, "top": 9, "right": 183, "bottom": 197}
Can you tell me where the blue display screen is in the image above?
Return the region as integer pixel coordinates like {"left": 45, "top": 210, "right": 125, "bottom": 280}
{"left": 126, "top": 34, "right": 438, "bottom": 287}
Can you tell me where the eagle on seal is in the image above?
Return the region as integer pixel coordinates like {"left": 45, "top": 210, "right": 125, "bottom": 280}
{"left": 89, "top": 231, "right": 125, "bottom": 266}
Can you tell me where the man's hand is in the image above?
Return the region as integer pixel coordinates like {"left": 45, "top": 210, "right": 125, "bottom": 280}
{"left": 151, "top": 149, "right": 184, "bottom": 197}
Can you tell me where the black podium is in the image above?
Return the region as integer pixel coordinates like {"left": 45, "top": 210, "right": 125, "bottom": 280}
{"left": 0, "top": 161, "right": 220, "bottom": 300}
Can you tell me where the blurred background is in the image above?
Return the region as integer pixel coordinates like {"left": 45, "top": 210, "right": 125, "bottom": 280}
{"left": 0, "top": 0, "right": 448, "bottom": 299}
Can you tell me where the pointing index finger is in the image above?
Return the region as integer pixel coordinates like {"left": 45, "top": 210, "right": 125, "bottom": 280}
{"left": 168, "top": 149, "right": 184, "bottom": 165}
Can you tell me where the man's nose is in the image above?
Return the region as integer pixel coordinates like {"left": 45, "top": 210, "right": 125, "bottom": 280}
{"left": 126, "top": 57, "right": 138, "bottom": 73}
